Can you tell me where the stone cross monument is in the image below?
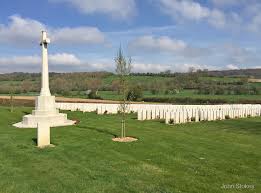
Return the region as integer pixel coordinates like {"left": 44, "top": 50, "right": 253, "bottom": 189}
{"left": 13, "top": 31, "right": 75, "bottom": 128}
{"left": 40, "top": 31, "right": 51, "bottom": 97}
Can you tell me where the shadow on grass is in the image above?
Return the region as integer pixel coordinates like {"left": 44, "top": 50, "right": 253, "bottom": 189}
{"left": 32, "top": 138, "right": 37, "bottom": 145}
{"left": 76, "top": 125, "right": 118, "bottom": 138}
{"left": 208, "top": 118, "right": 261, "bottom": 135}
{"left": 22, "top": 111, "right": 30, "bottom": 115}
{"left": 227, "top": 119, "right": 261, "bottom": 135}
{"left": 159, "top": 120, "right": 165, "bottom": 124}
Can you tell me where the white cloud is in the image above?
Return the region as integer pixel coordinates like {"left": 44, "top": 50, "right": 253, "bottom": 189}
{"left": 222, "top": 44, "right": 259, "bottom": 65}
{"left": 49, "top": 53, "right": 82, "bottom": 65}
{"left": 159, "top": 0, "right": 210, "bottom": 21}
{"left": 0, "top": 53, "right": 82, "bottom": 67}
{"left": 49, "top": 0, "right": 136, "bottom": 20}
{"left": 129, "top": 35, "right": 187, "bottom": 52}
{"left": 211, "top": 0, "right": 243, "bottom": 7}
{"left": 248, "top": 13, "right": 261, "bottom": 32}
{"left": 0, "top": 53, "right": 115, "bottom": 73}
{"left": 132, "top": 62, "right": 218, "bottom": 73}
{"left": 128, "top": 35, "right": 210, "bottom": 58}
{"left": 208, "top": 9, "right": 226, "bottom": 28}
{"left": 173, "top": 63, "right": 218, "bottom": 72}
{"left": 0, "top": 55, "right": 41, "bottom": 66}
{"left": 52, "top": 27, "right": 105, "bottom": 44}
{"left": 226, "top": 64, "right": 239, "bottom": 70}
{"left": 0, "top": 15, "right": 106, "bottom": 46}
{"left": 132, "top": 63, "right": 171, "bottom": 72}
{"left": 158, "top": 0, "right": 241, "bottom": 29}
{"left": 0, "top": 15, "right": 46, "bottom": 45}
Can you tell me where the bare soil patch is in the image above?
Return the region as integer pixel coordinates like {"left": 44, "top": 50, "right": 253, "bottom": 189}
{"left": 112, "top": 137, "right": 138, "bottom": 143}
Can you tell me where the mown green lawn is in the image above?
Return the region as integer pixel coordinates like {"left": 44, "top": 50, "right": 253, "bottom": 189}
{"left": 0, "top": 106, "right": 260, "bottom": 193}
{"left": 199, "top": 76, "right": 241, "bottom": 82}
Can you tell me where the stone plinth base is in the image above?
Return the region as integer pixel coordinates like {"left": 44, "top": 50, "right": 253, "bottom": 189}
{"left": 37, "top": 122, "right": 50, "bottom": 147}
{"left": 13, "top": 95, "right": 75, "bottom": 128}
{"left": 13, "top": 113, "right": 75, "bottom": 128}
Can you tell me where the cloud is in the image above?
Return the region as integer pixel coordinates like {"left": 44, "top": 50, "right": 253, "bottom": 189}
{"left": 129, "top": 37, "right": 260, "bottom": 72}
{"left": 0, "top": 55, "right": 41, "bottom": 66}
{"left": 0, "top": 15, "right": 106, "bottom": 46}
{"left": 49, "top": 0, "right": 136, "bottom": 20}
{"left": 248, "top": 13, "right": 261, "bottom": 33}
{"left": 51, "top": 27, "right": 105, "bottom": 44}
{"left": 0, "top": 53, "right": 113, "bottom": 73}
{"left": 0, "top": 50, "right": 258, "bottom": 74}
{"left": 222, "top": 44, "right": 259, "bottom": 65}
{"left": 0, "top": 15, "right": 46, "bottom": 46}
{"left": 159, "top": 0, "right": 210, "bottom": 21}
{"left": 132, "top": 62, "right": 218, "bottom": 73}
{"left": 132, "top": 63, "right": 171, "bottom": 72}
{"left": 128, "top": 35, "right": 210, "bottom": 58}
{"left": 0, "top": 53, "right": 82, "bottom": 71}
{"left": 157, "top": 0, "right": 241, "bottom": 29}
{"left": 209, "top": 1, "right": 261, "bottom": 33}
{"left": 129, "top": 35, "right": 187, "bottom": 52}
{"left": 207, "top": 9, "right": 226, "bottom": 28}
{"left": 49, "top": 53, "right": 82, "bottom": 65}
{"left": 210, "top": 0, "right": 244, "bottom": 7}
{"left": 173, "top": 63, "right": 218, "bottom": 72}
{"left": 226, "top": 64, "right": 239, "bottom": 70}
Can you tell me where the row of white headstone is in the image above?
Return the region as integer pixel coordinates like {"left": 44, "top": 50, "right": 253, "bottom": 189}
{"left": 56, "top": 103, "right": 142, "bottom": 114}
{"left": 56, "top": 103, "right": 261, "bottom": 124}
{"left": 137, "top": 104, "right": 261, "bottom": 124}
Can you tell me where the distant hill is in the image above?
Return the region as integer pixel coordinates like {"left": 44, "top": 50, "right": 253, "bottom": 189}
{"left": 0, "top": 68, "right": 260, "bottom": 79}
{"left": 131, "top": 68, "right": 261, "bottom": 78}
{"left": 206, "top": 68, "right": 261, "bottom": 78}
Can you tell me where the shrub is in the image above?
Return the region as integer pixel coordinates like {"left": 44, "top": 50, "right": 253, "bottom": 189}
{"left": 172, "top": 89, "right": 180, "bottom": 94}
{"left": 225, "top": 115, "right": 230, "bottom": 120}
{"left": 164, "top": 90, "right": 170, "bottom": 95}
{"left": 127, "top": 85, "right": 143, "bottom": 101}
{"left": 151, "top": 89, "right": 159, "bottom": 95}
{"left": 168, "top": 119, "right": 174, "bottom": 124}
{"left": 191, "top": 117, "right": 196, "bottom": 122}
{"left": 61, "top": 90, "right": 71, "bottom": 96}
{"left": 88, "top": 91, "right": 102, "bottom": 99}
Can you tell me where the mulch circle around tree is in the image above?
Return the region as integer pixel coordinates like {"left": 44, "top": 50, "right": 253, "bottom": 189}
{"left": 72, "top": 119, "right": 80, "bottom": 125}
{"left": 112, "top": 137, "right": 138, "bottom": 143}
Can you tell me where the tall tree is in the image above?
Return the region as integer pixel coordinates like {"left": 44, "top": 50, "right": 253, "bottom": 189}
{"left": 115, "top": 47, "right": 132, "bottom": 138}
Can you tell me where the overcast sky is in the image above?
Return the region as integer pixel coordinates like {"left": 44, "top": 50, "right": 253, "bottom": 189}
{"left": 0, "top": 0, "right": 260, "bottom": 73}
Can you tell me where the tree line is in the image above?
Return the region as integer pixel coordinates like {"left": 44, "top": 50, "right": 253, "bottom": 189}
{"left": 0, "top": 70, "right": 260, "bottom": 100}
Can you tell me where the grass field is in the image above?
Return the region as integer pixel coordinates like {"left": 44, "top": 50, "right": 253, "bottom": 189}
{"left": 98, "top": 90, "right": 261, "bottom": 103}
{"left": 0, "top": 106, "right": 260, "bottom": 193}
{"left": 1, "top": 89, "right": 261, "bottom": 103}
{"left": 1, "top": 74, "right": 260, "bottom": 104}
